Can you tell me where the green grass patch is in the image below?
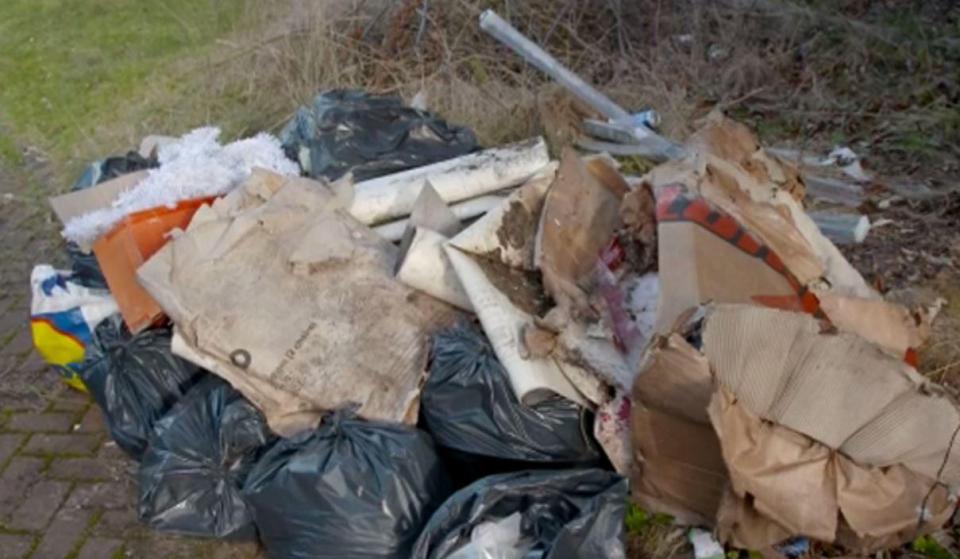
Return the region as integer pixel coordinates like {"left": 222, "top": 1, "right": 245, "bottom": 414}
{"left": 624, "top": 502, "right": 673, "bottom": 536}
{"left": 0, "top": 0, "right": 248, "bottom": 164}
{"left": 912, "top": 535, "right": 957, "bottom": 559}
{"left": 0, "top": 131, "right": 24, "bottom": 167}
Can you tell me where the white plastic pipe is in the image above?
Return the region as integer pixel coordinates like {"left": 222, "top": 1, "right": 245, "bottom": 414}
{"left": 350, "top": 137, "right": 550, "bottom": 225}
{"left": 396, "top": 228, "right": 473, "bottom": 312}
{"left": 809, "top": 212, "right": 870, "bottom": 245}
{"left": 373, "top": 195, "right": 508, "bottom": 242}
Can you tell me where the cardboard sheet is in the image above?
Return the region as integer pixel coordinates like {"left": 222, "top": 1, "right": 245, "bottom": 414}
{"left": 537, "top": 149, "right": 624, "bottom": 318}
{"left": 49, "top": 171, "right": 150, "bottom": 250}
{"left": 684, "top": 112, "right": 805, "bottom": 202}
{"left": 817, "top": 293, "right": 930, "bottom": 357}
{"left": 49, "top": 171, "right": 148, "bottom": 225}
{"left": 651, "top": 180, "right": 924, "bottom": 352}
{"left": 653, "top": 193, "right": 805, "bottom": 333}
{"left": 642, "top": 114, "right": 876, "bottom": 302}
{"left": 630, "top": 333, "right": 728, "bottom": 525}
{"left": 138, "top": 170, "right": 451, "bottom": 436}
{"left": 685, "top": 114, "right": 874, "bottom": 300}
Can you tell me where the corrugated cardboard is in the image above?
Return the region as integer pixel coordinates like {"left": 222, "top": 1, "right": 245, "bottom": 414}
{"left": 703, "top": 304, "right": 960, "bottom": 482}
{"left": 632, "top": 404, "right": 728, "bottom": 526}
{"left": 709, "top": 387, "right": 956, "bottom": 550}
{"left": 626, "top": 114, "right": 951, "bottom": 552}
{"left": 137, "top": 170, "right": 453, "bottom": 436}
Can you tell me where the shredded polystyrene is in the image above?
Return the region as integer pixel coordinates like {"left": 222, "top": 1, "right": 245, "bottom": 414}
{"left": 62, "top": 127, "right": 300, "bottom": 246}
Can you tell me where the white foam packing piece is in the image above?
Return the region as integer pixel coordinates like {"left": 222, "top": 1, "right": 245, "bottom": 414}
{"left": 62, "top": 127, "right": 299, "bottom": 246}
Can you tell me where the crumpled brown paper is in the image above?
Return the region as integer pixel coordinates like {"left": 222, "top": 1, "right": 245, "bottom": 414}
{"left": 138, "top": 169, "right": 452, "bottom": 436}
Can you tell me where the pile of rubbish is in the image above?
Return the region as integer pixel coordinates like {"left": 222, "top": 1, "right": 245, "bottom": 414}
{"left": 28, "top": 11, "right": 958, "bottom": 559}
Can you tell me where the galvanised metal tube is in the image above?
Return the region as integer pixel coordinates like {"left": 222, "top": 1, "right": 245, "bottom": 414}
{"left": 479, "top": 10, "right": 631, "bottom": 123}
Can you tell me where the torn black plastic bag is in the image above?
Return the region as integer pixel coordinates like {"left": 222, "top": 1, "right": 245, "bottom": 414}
{"left": 139, "top": 377, "right": 274, "bottom": 540}
{"left": 420, "top": 324, "right": 602, "bottom": 484}
{"left": 68, "top": 151, "right": 158, "bottom": 289}
{"left": 72, "top": 151, "right": 157, "bottom": 190}
{"left": 243, "top": 413, "right": 452, "bottom": 559}
{"left": 280, "top": 89, "right": 477, "bottom": 181}
{"left": 411, "top": 469, "right": 628, "bottom": 559}
{"left": 65, "top": 242, "right": 108, "bottom": 290}
{"left": 81, "top": 316, "right": 205, "bottom": 460}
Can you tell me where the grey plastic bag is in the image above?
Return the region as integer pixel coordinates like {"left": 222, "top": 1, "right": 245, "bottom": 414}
{"left": 420, "top": 324, "right": 603, "bottom": 484}
{"left": 243, "top": 413, "right": 453, "bottom": 559}
{"left": 411, "top": 469, "right": 628, "bottom": 559}
{"left": 280, "top": 89, "right": 477, "bottom": 181}
{"left": 81, "top": 316, "right": 205, "bottom": 460}
{"left": 139, "top": 377, "right": 274, "bottom": 539}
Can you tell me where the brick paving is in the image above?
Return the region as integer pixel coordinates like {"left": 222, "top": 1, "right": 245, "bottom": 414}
{"left": 0, "top": 153, "right": 263, "bottom": 557}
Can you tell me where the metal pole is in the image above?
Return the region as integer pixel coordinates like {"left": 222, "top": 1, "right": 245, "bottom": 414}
{"left": 479, "top": 10, "right": 631, "bottom": 123}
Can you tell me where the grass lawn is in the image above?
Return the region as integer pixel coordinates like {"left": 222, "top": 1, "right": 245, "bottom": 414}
{"left": 0, "top": 0, "right": 248, "bottom": 173}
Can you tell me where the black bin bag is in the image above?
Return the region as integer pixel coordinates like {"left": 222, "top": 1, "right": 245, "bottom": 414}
{"left": 420, "top": 324, "right": 603, "bottom": 485}
{"left": 280, "top": 89, "right": 477, "bottom": 181}
{"left": 72, "top": 151, "right": 157, "bottom": 191}
{"left": 243, "top": 413, "right": 453, "bottom": 559}
{"left": 411, "top": 469, "right": 628, "bottom": 559}
{"left": 81, "top": 316, "right": 205, "bottom": 460}
{"left": 139, "top": 377, "right": 274, "bottom": 540}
